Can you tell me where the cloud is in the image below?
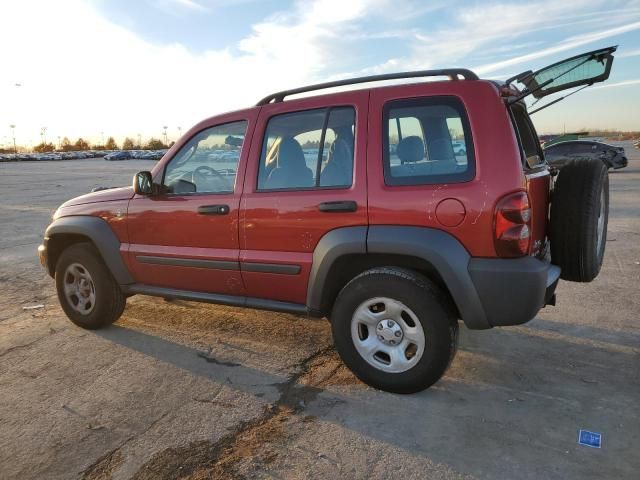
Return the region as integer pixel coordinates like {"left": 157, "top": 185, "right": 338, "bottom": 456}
{"left": 359, "top": 0, "right": 639, "bottom": 74}
{"left": 152, "top": 0, "right": 210, "bottom": 14}
{"left": 0, "top": 0, "right": 382, "bottom": 145}
{"left": 1, "top": 0, "right": 638, "bottom": 146}
{"left": 173, "top": 0, "right": 208, "bottom": 11}
{"left": 474, "top": 20, "right": 640, "bottom": 75}
{"left": 590, "top": 78, "right": 640, "bottom": 89}
{"left": 618, "top": 48, "right": 640, "bottom": 58}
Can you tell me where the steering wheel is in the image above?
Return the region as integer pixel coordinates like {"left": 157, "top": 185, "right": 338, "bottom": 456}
{"left": 192, "top": 165, "right": 227, "bottom": 190}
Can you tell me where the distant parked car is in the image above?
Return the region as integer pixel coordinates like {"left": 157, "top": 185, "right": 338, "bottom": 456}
{"left": 452, "top": 140, "right": 466, "bottom": 156}
{"left": 544, "top": 140, "right": 628, "bottom": 170}
{"left": 37, "top": 153, "right": 62, "bottom": 161}
{"left": 634, "top": 140, "right": 639, "bottom": 149}
{"left": 104, "top": 151, "right": 132, "bottom": 161}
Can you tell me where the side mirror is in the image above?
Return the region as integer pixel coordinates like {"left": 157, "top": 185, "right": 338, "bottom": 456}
{"left": 133, "top": 171, "right": 153, "bottom": 195}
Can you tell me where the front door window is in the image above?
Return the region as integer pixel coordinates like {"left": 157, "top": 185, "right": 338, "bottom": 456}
{"left": 163, "top": 121, "right": 247, "bottom": 194}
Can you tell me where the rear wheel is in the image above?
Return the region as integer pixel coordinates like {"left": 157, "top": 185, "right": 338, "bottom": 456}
{"left": 55, "top": 243, "right": 126, "bottom": 329}
{"left": 330, "top": 267, "right": 458, "bottom": 394}
{"left": 550, "top": 159, "right": 609, "bottom": 282}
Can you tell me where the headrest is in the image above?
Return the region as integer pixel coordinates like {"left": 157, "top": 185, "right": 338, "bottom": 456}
{"left": 397, "top": 136, "right": 424, "bottom": 163}
{"left": 278, "top": 137, "right": 305, "bottom": 168}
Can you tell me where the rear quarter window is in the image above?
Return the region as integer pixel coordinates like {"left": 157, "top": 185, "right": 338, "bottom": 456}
{"left": 383, "top": 96, "right": 475, "bottom": 186}
{"left": 510, "top": 104, "right": 545, "bottom": 169}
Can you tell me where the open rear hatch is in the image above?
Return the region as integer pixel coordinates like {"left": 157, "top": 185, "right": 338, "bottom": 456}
{"left": 505, "top": 46, "right": 617, "bottom": 114}
{"left": 502, "top": 46, "right": 617, "bottom": 259}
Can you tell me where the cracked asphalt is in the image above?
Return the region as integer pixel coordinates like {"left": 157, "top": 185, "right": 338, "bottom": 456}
{"left": 1, "top": 143, "right": 639, "bottom": 479}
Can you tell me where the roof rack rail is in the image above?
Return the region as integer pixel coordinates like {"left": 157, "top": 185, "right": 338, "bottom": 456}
{"left": 256, "top": 68, "right": 479, "bottom": 106}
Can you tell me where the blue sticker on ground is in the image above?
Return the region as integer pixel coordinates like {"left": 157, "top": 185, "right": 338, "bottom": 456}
{"left": 578, "top": 430, "right": 602, "bottom": 448}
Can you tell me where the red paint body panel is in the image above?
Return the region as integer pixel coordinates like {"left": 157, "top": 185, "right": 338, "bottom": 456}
{"left": 367, "top": 81, "right": 527, "bottom": 257}
{"left": 59, "top": 186, "right": 134, "bottom": 208}
{"left": 52, "top": 79, "right": 552, "bottom": 304}
{"left": 239, "top": 91, "right": 370, "bottom": 303}
{"left": 525, "top": 171, "right": 551, "bottom": 256}
{"left": 125, "top": 108, "right": 260, "bottom": 294}
{"left": 239, "top": 250, "right": 311, "bottom": 303}
{"left": 55, "top": 200, "right": 130, "bottom": 244}
{"left": 435, "top": 198, "right": 466, "bottom": 227}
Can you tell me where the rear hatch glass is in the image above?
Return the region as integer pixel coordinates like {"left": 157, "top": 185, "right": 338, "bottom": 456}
{"left": 507, "top": 46, "right": 616, "bottom": 99}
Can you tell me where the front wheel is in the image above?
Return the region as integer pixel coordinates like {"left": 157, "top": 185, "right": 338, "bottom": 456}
{"left": 330, "top": 267, "right": 458, "bottom": 394}
{"left": 55, "top": 243, "right": 126, "bottom": 329}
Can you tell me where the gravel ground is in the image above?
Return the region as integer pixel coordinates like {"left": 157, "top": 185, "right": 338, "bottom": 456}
{"left": 0, "top": 143, "right": 638, "bottom": 479}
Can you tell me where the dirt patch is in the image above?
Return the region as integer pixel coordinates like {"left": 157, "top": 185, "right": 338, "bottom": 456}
{"left": 297, "top": 348, "right": 361, "bottom": 388}
{"left": 82, "top": 447, "right": 125, "bottom": 480}
{"left": 120, "top": 298, "right": 332, "bottom": 358}
{"left": 132, "top": 407, "right": 290, "bottom": 480}
{"left": 130, "top": 346, "right": 338, "bottom": 480}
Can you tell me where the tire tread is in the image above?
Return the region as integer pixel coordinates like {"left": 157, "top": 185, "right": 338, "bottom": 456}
{"left": 331, "top": 267, "right": 458, "bottom": 394}
{"left": 55, "top": 242, "right": 125, "bottom": 329}
{"left": 550, "top": 159, "right": 608, "bottom": 282}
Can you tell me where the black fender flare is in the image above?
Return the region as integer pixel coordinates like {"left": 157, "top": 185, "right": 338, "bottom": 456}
{"left": 44, "top": 216, "right": 134, "bottom": 285}
{"left": 306, "top": 225, "right": 491, "bottom": 330}
{"left": 367, "top": 226, "right": 489, "bottom": 329}
{"left": 306, "top": 226, "right": 367, "bottom": 315}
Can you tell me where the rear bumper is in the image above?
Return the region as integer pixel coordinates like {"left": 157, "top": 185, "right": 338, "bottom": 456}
{"left": 468, "top": 256, "right": 560, "bottom": 327}
{"left": 611, "top": 156, "right": 628, "bottom": 169}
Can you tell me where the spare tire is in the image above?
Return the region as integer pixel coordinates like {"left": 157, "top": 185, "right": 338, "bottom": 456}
{"left": 550, "top": 159, "right": 609, "bottom": 282}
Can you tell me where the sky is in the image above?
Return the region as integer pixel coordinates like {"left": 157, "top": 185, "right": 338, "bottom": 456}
{"left": 1, "top": 0, "right": 639, "bottom": 148}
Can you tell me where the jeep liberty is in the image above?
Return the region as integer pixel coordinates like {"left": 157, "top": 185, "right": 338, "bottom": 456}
{"left": 39, "top": 46, "right": 616, "bottom": 393}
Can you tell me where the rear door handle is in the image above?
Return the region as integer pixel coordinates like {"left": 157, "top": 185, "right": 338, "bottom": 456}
{"left": 197, "top": 204, "right": 230, "bottom": 215}
{"left": 318, "top": 201, "right": 357, "bottom": 213}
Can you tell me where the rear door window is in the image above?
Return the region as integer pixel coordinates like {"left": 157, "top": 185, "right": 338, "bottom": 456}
{"left": 258, "top": 107, "right": 355, "bottom": 191}
{"left": 383, "top": 96, "right": 474, "bottom": 185}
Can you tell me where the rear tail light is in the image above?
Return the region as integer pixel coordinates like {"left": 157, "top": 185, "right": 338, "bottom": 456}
{"left": 494, "top": 191, "right": 531, "bottom": 257}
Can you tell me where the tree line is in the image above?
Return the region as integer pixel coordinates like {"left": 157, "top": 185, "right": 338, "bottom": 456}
{"left": 32, "top": 136, "right": 172, "bottom": 153}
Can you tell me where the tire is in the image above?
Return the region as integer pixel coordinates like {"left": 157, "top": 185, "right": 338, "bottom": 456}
{"left": 330, "top": 267, "right": 458, "bottom": 394}
{"left": 55, "top": 242, "right": 126, "bottom": 329}
{"left": 550, "top": 159, "right": 609, "bottom": 282}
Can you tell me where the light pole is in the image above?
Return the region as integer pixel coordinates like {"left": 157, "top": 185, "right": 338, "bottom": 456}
{"left": 9, "top": 124, "right": 16, "bottom": 153}
{"left": 57, "top": 136, "right": 61, "bottom": 150}
{"left": 10, "top": 83, "right": 22, "bottom": 153}
{"left": 177, "top": 126, "right": 182, "bottom": 138}
{"left": 40, "top": 126, "right": 47, "bottom": 145}
{"left": 162, "top": 126, "right": 168, "bottom": 146}
{"left": 137, "top": 133, "right": 142, "bottom": 148}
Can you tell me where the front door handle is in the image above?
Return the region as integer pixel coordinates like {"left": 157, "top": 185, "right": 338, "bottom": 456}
{"left": 198, "top": 204, "right": 230, "bottom": 215}
{"left": 318, "top": 201, "right": 357, "bottom": 213}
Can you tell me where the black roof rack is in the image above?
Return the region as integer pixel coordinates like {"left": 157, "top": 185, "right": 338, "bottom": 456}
{"left": 256, "top": 68, "right": 479, "bottom": 106}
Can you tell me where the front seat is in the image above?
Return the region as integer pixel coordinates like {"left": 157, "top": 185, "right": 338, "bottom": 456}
{"left": 264, "top": 137, "right": 314, "bottom": 189}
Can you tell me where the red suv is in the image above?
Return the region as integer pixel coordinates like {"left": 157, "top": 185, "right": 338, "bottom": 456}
{"left": 39, "top": 47, "right": 616, "bottom": 393}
